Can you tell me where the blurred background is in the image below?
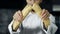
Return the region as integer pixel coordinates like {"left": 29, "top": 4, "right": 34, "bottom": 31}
{"left": 0, "top": 0, "right": 60, "bottom": 34}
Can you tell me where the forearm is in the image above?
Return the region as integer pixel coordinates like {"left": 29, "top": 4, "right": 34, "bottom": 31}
{"left": 12, "top": 5, "right": 32, "bottom": 31}
{"left": 44, "top": 14, "right": 58, "bottom": 34}
{"left": 32, "top": 3, "right": 50, "bottom": 28}
{"left": 8, "top": 20, "right": 21, "bottom": 34}
{"left": 49, "top": 14, "right": 55, "bottom": 24}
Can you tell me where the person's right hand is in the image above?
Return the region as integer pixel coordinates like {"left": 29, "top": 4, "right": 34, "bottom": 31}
{"left": 13, "top": 10, "right": 23, "bottom": 22}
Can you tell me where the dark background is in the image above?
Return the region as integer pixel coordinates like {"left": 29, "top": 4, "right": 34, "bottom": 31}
{"left": 0, "top": 0, "right": 60, "bottom": 34}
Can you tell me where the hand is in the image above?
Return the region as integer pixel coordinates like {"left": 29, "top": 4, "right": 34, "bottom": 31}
{"left": 41, "top": 9, "right": 50, "bottom": 20}
{"left": 13, "top": 10, "right": 23, "bottom": 22}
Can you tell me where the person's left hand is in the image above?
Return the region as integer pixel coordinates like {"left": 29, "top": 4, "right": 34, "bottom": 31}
{"left": 41, "top": 9, "right": 50, "bottom": 20}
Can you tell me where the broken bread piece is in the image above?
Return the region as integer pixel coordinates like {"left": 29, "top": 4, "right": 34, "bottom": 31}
{"left": 12, "top": 5, "right": 32, "bottom": 31}
{"left": 32, "top": 3, "right": 50, "bottom": 29}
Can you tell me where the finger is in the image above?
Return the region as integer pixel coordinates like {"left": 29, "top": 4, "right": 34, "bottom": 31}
{"left": 17, "top": 10, "right": 22, "bottom": 16}
{"left": 46, "top": 10, "right": 50, "bottom": 17}
{"left": 42, "top": 10, "right": 50, "bottom": 18}
{"left": 41, "top": 10, "right": 49, "bottom": 18}
{"left": 17, "top": 10, "right": 23, "bottom": 18}
{"left": 13, "top": 14, "right": 19, "bottom": 20}
{"left": 41, "top": 12, "right": 47, "bottom": 19}
{"left": 41, "top": 9, "right": 46, "bottom": 16}
{"left": 13, "top": 10, "right": 19, "bottom": 17}
{"left": 41, "top": 9, "right": 47, "bottom": 18}
{"left": 17, "top": 11, "right": 23, "bottom": 21}
{"left": 45, "top": 10, "right": 50, "bottom": 18}
{"left": 43, "top": 13, "right": 49, "bottom": 20}
{"left": 42, "top": 13, "right": 48, "bottom": 20}
{"left": 13, "top": 12, "right": 18, "bottom": 20}
{"left": 13, "top": 11, "right": 21, "bottom": 20}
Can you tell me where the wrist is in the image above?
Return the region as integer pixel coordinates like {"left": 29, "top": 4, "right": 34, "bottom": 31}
{"left": 12, "top": 19, "right": 22, "bottom": 31}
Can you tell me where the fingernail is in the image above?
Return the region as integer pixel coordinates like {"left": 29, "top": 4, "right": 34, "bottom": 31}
{"left": 43, "top": 9, "right": 45, "bottom": 11}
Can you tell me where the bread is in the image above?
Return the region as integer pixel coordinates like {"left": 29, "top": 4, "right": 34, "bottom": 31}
{"left": 32, "top": 3, "right": 50, "bottom": 28}
{"left": 12, "top": 5, "right": 32, "bottom": 31}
